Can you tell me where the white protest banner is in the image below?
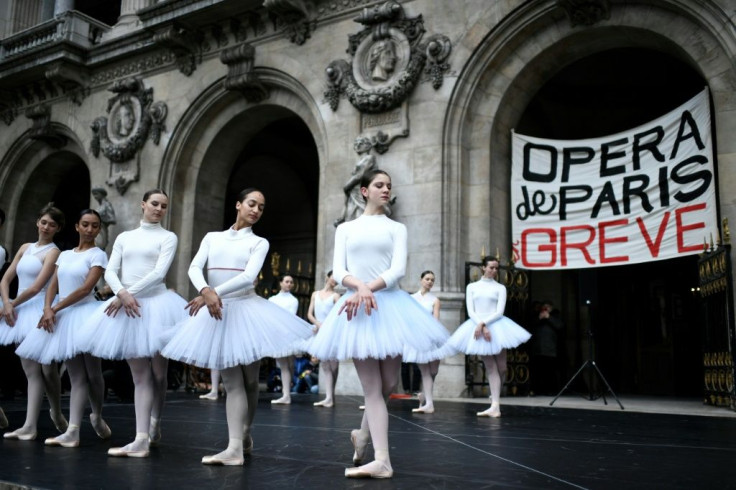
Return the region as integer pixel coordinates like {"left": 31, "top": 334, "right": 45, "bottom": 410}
{"left": 511, "top": 87, "right": 717, "bottom": 270}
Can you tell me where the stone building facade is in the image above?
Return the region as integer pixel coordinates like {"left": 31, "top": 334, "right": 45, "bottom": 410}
{"left": 0, "top": 0, "right": 734, "bottom": 400}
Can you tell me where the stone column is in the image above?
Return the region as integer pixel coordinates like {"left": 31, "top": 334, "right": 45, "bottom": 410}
{"left": 105, "top": 0, "right": 151, "bottom": 40}
{"left": 10, "top": 0, "right": 43, "bottom": 34}
{"left": 53, "top": 0, "right": 73, "bottom": 16}
{"left": 117, "top": 0, "right": 150, "bottom": 25}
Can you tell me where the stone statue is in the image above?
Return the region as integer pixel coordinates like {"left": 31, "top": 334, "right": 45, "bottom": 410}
{"left": 368, "top": 39, "right": 397, "bottom": 82}
{"left": 334, "top": 137, "right": 395, "bottom": 226}
{"left": 92, "top": 187, "right": 116, "bottom": 250}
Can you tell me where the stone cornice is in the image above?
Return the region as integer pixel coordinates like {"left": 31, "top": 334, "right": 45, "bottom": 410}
{"left": 0, "top": 0, "right": 387, "bottom": 123}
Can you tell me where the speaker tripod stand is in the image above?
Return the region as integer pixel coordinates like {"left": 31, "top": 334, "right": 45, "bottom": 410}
{"left": 550, "top": 322, "right": 624, "bottom": 410}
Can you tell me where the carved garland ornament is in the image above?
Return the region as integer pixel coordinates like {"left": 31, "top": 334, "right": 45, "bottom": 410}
{"left": 324, "top": 1, "right": 451, "bottom": 114}
{"left": 90, "top": 78, "right": 166, "bottom": 164}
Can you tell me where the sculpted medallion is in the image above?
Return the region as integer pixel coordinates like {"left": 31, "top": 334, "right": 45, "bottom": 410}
{"left": 324, "top": 1, "right": 451, "bottom": 115}
{"left": 90, "top": 78, "right": 167, "bottom": 194}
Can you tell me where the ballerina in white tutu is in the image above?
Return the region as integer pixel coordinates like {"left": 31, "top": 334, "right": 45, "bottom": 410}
{"left": 268, "top": 274, "right": 300, "bottom": 405}
{"left": 307, "top": 169, "right": 449, "bottom": 479}
{"left": 446, "top": 256, "right": 531, "bottom": 417}
{"left": 307, "top": 270, "right": 341, "bottom": 408}
{"left": 161, "top": 187, "right": 312, "bottom": 466}
{"left": 409, "top": 270, "right": 449, "bottom": 414}
{"left": 1, "top": 203, "right": 68, "bottom": 441}
{"left": 82, "top": 189, "right": 187, "bottom": 458}
{"left": 17, "top": 209, "right": 112, "bottom": 447}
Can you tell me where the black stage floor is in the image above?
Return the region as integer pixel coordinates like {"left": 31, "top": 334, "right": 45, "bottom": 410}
{"left": 1, "top": 392, "right": 735, "bottom": 489}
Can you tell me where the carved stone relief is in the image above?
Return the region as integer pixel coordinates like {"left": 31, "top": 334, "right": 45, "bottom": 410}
{"left": 90, "top": 78, "right": 168, "bottom": 195}
{"left": 25, "top": 104, "right": 67, "bottom": 149}
{"left": 220, "top": 43, "right": 270, "bottom": 103}
{"left": 264, "top": 0, "right": 317, "bottom": 45}
{"left": 92, "top": 187, "right": 116, "bottom": 251}
{"left": 45, "top": 62, "right": 90, "bottom": 106}
{"left": 558, "top": 0, "right": 611, "bottom": 26}
{"left": 334, "top": 136, "right": 396, "bottom": 226}
{"left": 324, "top": 1, "right": 452, "bottom": 154}
{"left": 359, "top": 101, "right": 408, "bottom": 154}
{"left": 152, "top": 25, "right": 204, "bottom": 76}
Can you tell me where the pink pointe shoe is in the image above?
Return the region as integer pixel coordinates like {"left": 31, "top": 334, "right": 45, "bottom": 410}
{"left": 271, "top": 395, "right": 291, "bottom": 405}
{"left": 108, "top": 436, "right": 150, "bottom": 458}
{"left": 3, "top": 427, "right": 37, "bottom": 441}
{"left": 477, "top": 402, "right": 501, "bottom": 418}
{"left": 350, "top": 429, "right": 370, "bottom": 465}
{"left": 45, "top": 433, "right": 80, "bottom": 448}
{"left": 345, "top": 460, "right": 393, "bottom": 479}
{"left": 202, "top": 449, "right": 245, "bottom": 466}
{"left": 90, "top": 414, "right": 112, "bottom": 440}
{"left": 108, "top": 446, "right": 150, "bottom": 458}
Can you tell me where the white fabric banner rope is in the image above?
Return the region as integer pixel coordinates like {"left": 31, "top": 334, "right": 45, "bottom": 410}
{"left": 511, "top": 87, "right": 717, "bottom": 270}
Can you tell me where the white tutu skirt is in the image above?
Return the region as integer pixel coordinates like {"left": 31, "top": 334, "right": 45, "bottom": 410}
{"left": 161, "top": 294, "right": 313, "bottom": 370}
{"left": 79, "top": 290, "right": 187, "bottom": 360}
{"left": 447, "top": 316, "right": 531, "bottom": 356}
{"left": 305, "top": 289, "right": 451, "bottom": 362}
{"left": 0, "top": 295, "right": 46, "bottom": 346}
{"left": 15, "top": 300, "right": 102, "bottom": 363}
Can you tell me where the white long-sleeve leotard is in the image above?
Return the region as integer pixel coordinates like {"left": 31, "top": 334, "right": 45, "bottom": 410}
{"left": 104, "top": 221, "right": 178, "bottom": 298}
{"left": 466, "top": 277, "right": 507, "bottom": 325}
{"left": 269, "top": 291, "right": 298, "bottom": 314}
{"left": 333, "top": 214, "right": 406, "bottom": 290}
{"left": 188, "top": 226, "right": 268, "bottom": 299}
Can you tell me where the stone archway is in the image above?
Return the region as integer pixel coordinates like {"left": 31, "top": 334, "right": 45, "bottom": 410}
{"left": 160, "top": 69, "right": 327, "bottom": 295}
{"left": 442, "top": 0, "right": 736, "bottom": 395}
{"left": 0, "top": 126, "right": 91, "bottom": 253}
{"left": 441, "top": 0, "right": 736, "bottom": 293}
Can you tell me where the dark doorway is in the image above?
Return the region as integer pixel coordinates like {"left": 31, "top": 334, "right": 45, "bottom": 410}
{"left": 14, "top": 152, "right": 90, "bottom": 252}
{"left": 579, "top": 256, "right": 701, "bottom": 396}
{"left": 223, "top": 116, "right": 319, "bottom": 294}
{"left": 520, "top": 47, "right": 707, "bottom": 396}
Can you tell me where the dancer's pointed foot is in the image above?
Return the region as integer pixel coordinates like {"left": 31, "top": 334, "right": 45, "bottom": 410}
{"left": 108, "top": 434, "right": 150, "bottom": 458}
{"left": 148, "top": 418, "right": 161, "bottom": 446}
{"left": 50, "top": 409, "right": 68, "bottom": 433}
{"left": 45, "top": 431, "right": 80, "bottom": 448}
{"left": 345, "top": 460, "right": 393, "bottom": 479}
{"left": 313, "top": 399, "right": 334, "bottom": 407}
{"left": 90, "top": 413, "right": 112, "bottom": 439}
{"left": 412, "top": 404, "right": 435, "bottom": 414}
{"left": 477, "top": 402, "right": 501, "bottom": 418}
{"left": 199, "top": 391, "right": 218, "bottom": 401}
{"left": 3, "top": 426, "right": 37, "bottom": 440}
{"left": 0, "top": 407, "right": 7, "bottom": 429}
{"left": 202, "top": 447, "right": 245, "bottom": 466}
{"left": 350, "top": 429, "right": 370, "bottom": 465}
{"left": 271, "top": 395, "right": 291, "bottom": 405}
{"left": 243, "top": 434, "right": 254, "bottom": 455}
{"left": 358, "top": 405, "right": 365, "bottom": 410}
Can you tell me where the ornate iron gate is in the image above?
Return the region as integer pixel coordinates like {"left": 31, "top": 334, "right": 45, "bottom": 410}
{"left": 698, "top": 233, "right": 735, "bottom": 410}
